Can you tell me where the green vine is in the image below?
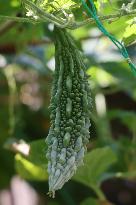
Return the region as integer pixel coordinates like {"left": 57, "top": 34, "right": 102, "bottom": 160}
{"left": 0, "top": 1, "right": 136, "bottom": 30}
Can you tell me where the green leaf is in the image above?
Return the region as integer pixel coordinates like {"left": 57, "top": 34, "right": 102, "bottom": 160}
{"left": 73, "top": 147, "right": 117, "bottom": 200}
{"left": 74, "top": 147, "right": 117, "bottom": 187}
{"left": 95, "top": 0, "right": 109, "bottom": 11}
{"left": 27, "top": 0, "right": 81, "bottom": 14}
{"left": 15, "top": 153, "right": 48, "bottom": 180}
{"left": 15, "top": 139, "right": 48, "bottom": 181}
{"left": 45, "top": 0, "right": 81, "bottom": 11}
{"left": 123, "top": 19, "right": 136, "bottom": 46}
{"left": 27, "top": 139, "right": 48, "bottom": 169}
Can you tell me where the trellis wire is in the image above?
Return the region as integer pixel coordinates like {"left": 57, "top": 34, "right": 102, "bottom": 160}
{"left": 81, "top": 0, "right": 136, "bottom": 76}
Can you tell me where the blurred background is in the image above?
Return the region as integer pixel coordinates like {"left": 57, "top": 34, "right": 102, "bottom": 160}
{"left": 0, "top": 0, "right": 136, "bottom": 205}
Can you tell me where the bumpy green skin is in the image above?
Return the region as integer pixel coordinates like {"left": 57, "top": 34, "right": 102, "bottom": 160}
{"left": 46, "top": 27, "right": 92, "bottom": 197}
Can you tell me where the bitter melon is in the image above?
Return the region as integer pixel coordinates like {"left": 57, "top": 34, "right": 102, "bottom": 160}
{"left": 46, "top": 27, "right": 92, "bottom": 197}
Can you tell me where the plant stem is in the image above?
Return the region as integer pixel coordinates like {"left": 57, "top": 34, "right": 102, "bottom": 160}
{"left": 91, "top": 184, "right": 106, "bottom": 201}
{"left": 74, "top": 9, "right": 136, "bottom": 29}
{"left": 3, "top": 66, "right": 17, "bottom": 137}
{"left": 0, "top": 9, "right": 136, "bottom": 29}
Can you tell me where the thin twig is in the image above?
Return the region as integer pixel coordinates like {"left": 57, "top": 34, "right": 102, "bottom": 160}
{"left": 0, "top": 15, "right": 38, "bottom": 23}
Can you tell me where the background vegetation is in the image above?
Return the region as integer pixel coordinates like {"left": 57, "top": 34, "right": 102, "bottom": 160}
{"left": 0, "top": 0, "right": 136, "bottom": 204}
